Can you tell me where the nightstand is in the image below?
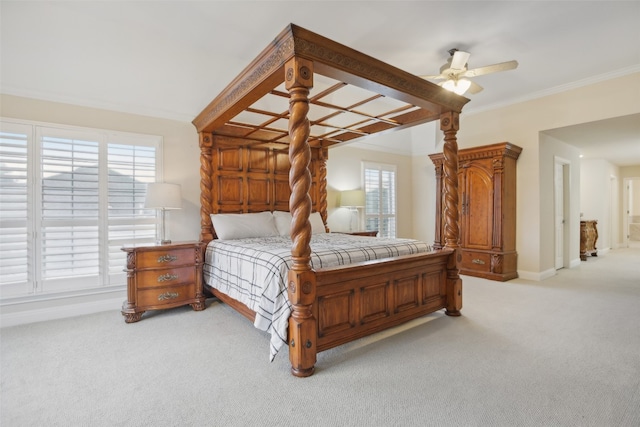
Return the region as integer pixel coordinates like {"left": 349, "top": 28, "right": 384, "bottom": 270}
{"left": 121, "top": 241, "right": 206, "bottom": 323}
{"left": 340, "top": 230, "right": 378, "bottom": 237}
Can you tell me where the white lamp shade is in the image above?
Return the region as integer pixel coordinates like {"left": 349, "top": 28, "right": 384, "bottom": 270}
{"left": 340, "top": 189, "right": 365, "bottom": 207}
{"left": 145, "top": 183, "right": 182, "bottom": 209}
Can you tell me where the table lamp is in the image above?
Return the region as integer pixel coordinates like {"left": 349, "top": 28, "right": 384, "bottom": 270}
{"left": 340, "top": 189, "right": 365, "bottom": 231}
{"left": 144, "top": 182, "right": 182, "bottom": 244}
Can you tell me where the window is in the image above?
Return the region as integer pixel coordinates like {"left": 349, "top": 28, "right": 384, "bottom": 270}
{"left": 363, "top": 162, "right": 397, "bottom": 238}
{"left": 0, "top": 120, "right": 160, "bottom": 299}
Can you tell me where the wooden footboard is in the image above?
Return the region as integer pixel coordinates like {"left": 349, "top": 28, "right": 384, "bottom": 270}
{"left": 205, "top": 249, "right": 457, "bottom": 358}
{"left": 314, "top": 250, "right": 453, "bottom": 352}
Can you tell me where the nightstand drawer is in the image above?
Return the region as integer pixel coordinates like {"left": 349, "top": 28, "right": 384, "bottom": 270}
{"left": 461, "top": 251, "right": 491, "bottom": 272}
{"left": 136, "top": 247, "right": 196, "bottom": 268}
{"left": 136, "top": 266, "right": 195, "bottom": 289}
{"left": 137, "top": 283, "right": 196, "bottom": 307}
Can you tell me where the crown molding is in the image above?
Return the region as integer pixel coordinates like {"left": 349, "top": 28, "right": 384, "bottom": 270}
{"left": 464, "top": 65, "right": 640, "bottom": 116}
{"left": 0, "top": 86, "right": 194, "bottom": 123}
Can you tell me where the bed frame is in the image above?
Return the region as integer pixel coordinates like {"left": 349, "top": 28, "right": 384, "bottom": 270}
{"left": 193, "top": 24, "right": 468, "bottom": 377}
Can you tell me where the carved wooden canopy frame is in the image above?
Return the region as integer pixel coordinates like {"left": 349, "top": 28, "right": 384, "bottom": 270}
{"left": 193, "top": 24, "right": 468, "bottom": 377}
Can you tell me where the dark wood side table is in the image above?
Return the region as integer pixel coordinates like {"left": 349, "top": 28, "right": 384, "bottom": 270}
{"left": 580, "top": 220, "right": 598, "bottom": 261}
{"left": 121, "top": 241, "right": 206, "bottom": 323}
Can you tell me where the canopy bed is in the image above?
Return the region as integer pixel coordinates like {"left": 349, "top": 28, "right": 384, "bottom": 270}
{"left": 192, "top": 24, "right": 469, "bottom": 377}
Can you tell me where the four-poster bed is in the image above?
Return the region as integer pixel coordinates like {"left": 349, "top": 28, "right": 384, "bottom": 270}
{"left": 192, "top": 24, "right": 469, "bottom": 377}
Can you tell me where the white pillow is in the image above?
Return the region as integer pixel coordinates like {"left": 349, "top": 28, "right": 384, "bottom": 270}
{"left": 272, "top": 211, "right": 326, "bottom": 235}
{"left": 310, "top": 212, "right": 327, "bottom": 234}
{"left": 273, "top": 211, "right": 292, "bottom": 236}
{"left": 210, "top": 212, "right": 279, "bottom": 240}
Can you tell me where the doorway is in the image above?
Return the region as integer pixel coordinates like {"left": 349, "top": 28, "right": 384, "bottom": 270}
{"left": 624, "top": 177, "right": 640, "bottom": 248}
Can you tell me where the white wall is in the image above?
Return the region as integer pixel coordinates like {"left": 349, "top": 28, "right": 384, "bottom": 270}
{"left": 457, "top": 72, "right": 640, "bottom": 279}
{"left": 410, "top": 123, "right": 439, "bottom": 245}
{"left": 630, "top": 180, "right": 640, "bottom": 216}
{"left": 621, "top": 166, "right": 640, "bottom": 245}
{"left": 580, "top": 158, "right": 620, "bottom": 251}
{"left": 539, "top": 134, "right": 582, "bottom": 273}
{"left": 325, "top": 144, "right": 416, "bottom": 238}
{"left": 410, "top": 154, "right": 437, "bottom": 244}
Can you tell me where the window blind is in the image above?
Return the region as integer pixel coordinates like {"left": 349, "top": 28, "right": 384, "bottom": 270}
{"left": 107, "top": 142, "right": 157, "bottom": 277}
{"left": 0, "top": 125, "right": 30, "bottom": 296}
{"left": 363, "top": 162, "right": 397, "bottom": 238}
{"left": 40, "top": 133, "right": 101, "bottom": 285}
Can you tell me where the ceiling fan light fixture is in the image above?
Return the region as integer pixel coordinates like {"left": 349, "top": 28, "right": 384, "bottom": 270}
{"left": 442, "top": 78, "right": 471, "bottom": 95}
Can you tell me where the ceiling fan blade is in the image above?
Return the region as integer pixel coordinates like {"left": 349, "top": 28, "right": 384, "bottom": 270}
{"left": 463, "top": 60, "right": 519, "bottom": 77}
{"left": 467, "top": 80, "right": 484, "bottom": 94}
{"left": 419, "top": 74, "right": 446, "bottom": 80}
{"left": 450, "top": 50, "right": 471, "bottom": 70}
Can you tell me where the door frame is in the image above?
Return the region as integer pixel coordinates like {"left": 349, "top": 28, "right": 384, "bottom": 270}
{"left": 554, "top": 156, "right": 571, "bottom": 269}
{"left": 623, "top": 177, "right": 640, "bottom": 248}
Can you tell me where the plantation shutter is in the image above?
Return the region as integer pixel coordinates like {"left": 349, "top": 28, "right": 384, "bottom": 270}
{"left": 39, "top": 128, "right": 102, "bottom": 291}
{"left": 106, "top": 141, "right": 157, "bottom": 280}
{"left": 363, "top": 162, "right": 397, "bottom": 238}
{"left": 0, "top": 124, "right": 31, "bottom": 297}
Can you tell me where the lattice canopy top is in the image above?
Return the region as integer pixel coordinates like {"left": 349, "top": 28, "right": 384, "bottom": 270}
{"left": 193, "top": 24, "right": 469, "bottom": 148}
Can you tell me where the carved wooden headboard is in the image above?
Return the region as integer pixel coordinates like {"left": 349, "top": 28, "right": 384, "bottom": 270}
{"left": 198, "top": 134, "right": 328, "bottom": 243}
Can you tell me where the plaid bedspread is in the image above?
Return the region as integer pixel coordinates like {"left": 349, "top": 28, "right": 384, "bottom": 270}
{"left": 203, "top": 233, "right": 431, "bottom": 361}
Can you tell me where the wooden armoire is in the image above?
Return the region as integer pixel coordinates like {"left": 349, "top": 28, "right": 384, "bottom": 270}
{"left": 430, "top": 142, "right": 522, "bottom": 281}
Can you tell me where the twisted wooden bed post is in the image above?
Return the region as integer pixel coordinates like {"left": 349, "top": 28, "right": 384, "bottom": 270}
{"left": 318, "top": 148, "right": 328, "bottom": 230}
{"left": 199, "top": 132, "right": 214, "bottom": 243}
{"left": 285, "top": 57, "right": 317, "bottom": 377}
{"left": 440, "top": 111, "right": 463, "bottom": 317}
{"left": 432, "top": 161, "right": 444, "bottom": 250}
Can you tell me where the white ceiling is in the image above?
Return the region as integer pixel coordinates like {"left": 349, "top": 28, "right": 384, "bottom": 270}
{"left": 1, "top": 1, "right": 639, "bottom": 164}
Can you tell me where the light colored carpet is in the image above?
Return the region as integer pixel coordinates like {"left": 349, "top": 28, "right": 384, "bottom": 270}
{"left": 1, "top": 248, "right": 639, "bottom": 426}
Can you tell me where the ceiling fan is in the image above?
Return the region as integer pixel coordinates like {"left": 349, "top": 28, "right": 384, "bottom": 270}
{"left": 421, "top": 48, "right": 518, "bottom": 96}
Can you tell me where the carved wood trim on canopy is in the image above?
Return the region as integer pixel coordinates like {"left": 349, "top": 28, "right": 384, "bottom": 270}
{"left": 193, "top": 24, "right": 467, "bottom": 144}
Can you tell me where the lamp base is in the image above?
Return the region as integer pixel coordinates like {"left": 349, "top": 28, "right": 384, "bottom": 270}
{"left": 349, "top": 207, "right": 358, "bottom": 232}
{"left": 157, "top": 209, "right": 171, "bottom": 245}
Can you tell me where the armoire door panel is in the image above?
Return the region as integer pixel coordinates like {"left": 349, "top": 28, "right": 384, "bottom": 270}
{"left": 464, "top": 166, "right": 494, "bottom": 250}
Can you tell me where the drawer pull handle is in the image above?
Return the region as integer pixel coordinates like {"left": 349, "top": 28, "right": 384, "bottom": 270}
{"left": 472, "top": 259, "right": 485, "bottom": 265}
{"left": 157, "top": 274, "right": 179, "bottom": 282}
{"left": 157, "top": 255, "right": 178, "bottom": 263}
{"left": 158, "top": 292, "right": 179, "bottom": 301}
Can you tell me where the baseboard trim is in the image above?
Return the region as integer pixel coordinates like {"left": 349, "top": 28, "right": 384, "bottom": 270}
{"left": 1, "top": 296, "right": 123, "bottom": 328}
{"left": 518, "top": 268, "right": 556, "bottom": 281}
